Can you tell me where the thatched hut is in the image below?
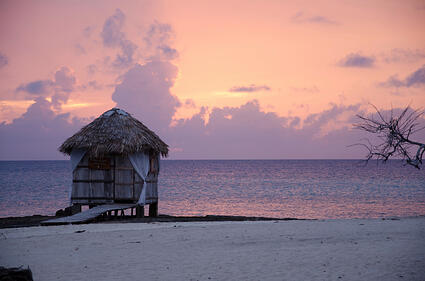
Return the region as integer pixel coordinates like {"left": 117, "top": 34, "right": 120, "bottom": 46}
{"left": 59, "top": 108, "right": 168, "bottom": 216}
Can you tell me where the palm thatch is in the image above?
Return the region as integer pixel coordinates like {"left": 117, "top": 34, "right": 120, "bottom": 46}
{"left": 59, "top": 108, "right": 168, "bottom": 157}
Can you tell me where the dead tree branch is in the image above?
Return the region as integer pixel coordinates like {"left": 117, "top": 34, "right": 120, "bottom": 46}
{"left": 353, "top": 105, "right": 425, "bottom": 169}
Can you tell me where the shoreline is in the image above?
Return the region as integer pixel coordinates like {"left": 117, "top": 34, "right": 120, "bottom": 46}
{"left": 0, "top": 214, "right": 303, "bottom": 229}
{"left": 2, "top": 213, "right": 423, "bottom": 229}
{"left": 1, "top": 213, "right": 423, "bottom": 229}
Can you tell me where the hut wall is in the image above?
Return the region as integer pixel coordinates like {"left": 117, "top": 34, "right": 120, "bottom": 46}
{"left": 114, "top": 155, "right": 143, "bottom": 202}
{"left": 71, "top": 154, "right": 147, "bottom": 205}
{"left": 71, "top": 154, "right": 114, "bottom": 204}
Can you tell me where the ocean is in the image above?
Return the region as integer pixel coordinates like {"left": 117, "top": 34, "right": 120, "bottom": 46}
{"left": 0, "top": 160, "right": 424, "bottom": 219}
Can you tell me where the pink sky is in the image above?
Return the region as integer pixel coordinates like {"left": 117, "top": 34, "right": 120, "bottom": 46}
{"left": 0, "top": 0, "right": 424, "bottom": 160}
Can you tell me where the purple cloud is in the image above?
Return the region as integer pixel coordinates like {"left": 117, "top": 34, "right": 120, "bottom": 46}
{"left": 101, "top": 9, "right": 137, "bottom": 68}
{"left": 382, "top": 48, "right": 425, "bottom": 64}
{"left": 16, "top": 80, "right": 53, "bottom": 96}
{"left": 112, "top": 61, "right": 181, "bottom": 131}
{"left": 0, "top": 92, "right": 390, "bottom": 160}
{"left": 86, "top": 64, "right": 97, "bottom": 75}
{"left": 405, "top": 65, "right": 425, "bottom": 86}
{"left": 291, "top": 12, "right": 338, "bottom": 25}
{"left": 338, "top": 53, "right": 375, "bottom": 68}
{"left": 74, "top": 43, "right": 86, "bottom": 55}
{"left": 99, "top": 10, "right": 179, "bottom": 68}
{"left": 3, "top": 92, "right": 421, "bottom": 160}
{"left": 229, "top": 84, "right": 271, "bottom": 92}
{"left": 87, "top": 80, "right": 104, "bottom": 90}
{"left": 0, "top": 98, "right": 87, "bottom": 160}
{"left": 83, "top": 26, "right": 94, "bottom": 38}
{"left": 380, "top": 65, "right": 425, "bottom": 88}
{"left": 16, "top": 67, "right": 76, "bottom": 109}
{"left": 185, "top": 99, "right": 196, "bottom": 108}
{"left": 379, "top": 75, "right": 404, "bottom": 88}
{"left": 54, "top": 67, "right": 76, "bottom": 93}
{"left": 101, "top": 9, "right": 126, "bottom": 47}
{"left": 168, "top": 101, "right": 368, "bottom": 159}
{"left": 144, "top": 21, "right": 179, "bottom": 61}
{"left": 0, "top": 52, "right": 8, "bottom": 68}
{"left": 290, "top": 86, "right": 319, "bottom": 94}
{"left": 2, "top": 61, "right": 181, "bottom": 159}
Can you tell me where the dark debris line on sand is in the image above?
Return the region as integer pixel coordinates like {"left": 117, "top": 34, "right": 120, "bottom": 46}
{"left": 0, "top": 214, "right": 304, "bottom": 229}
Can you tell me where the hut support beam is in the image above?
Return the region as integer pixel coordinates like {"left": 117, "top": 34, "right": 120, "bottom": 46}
{"left": 149, "top": 202, "right": 158, "bottom": 217}
{"left": 136, "top": 205, "right": 144, "bottom": 218}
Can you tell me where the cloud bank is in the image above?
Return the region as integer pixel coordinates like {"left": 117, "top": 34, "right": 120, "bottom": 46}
{"left": 168, "top": 101, "right": 369, "bottom": 159}
{"left": 0, "top": 98, "right": 86, "bottom": 160}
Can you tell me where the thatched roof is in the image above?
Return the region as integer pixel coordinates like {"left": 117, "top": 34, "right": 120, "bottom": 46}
{"left": 59, "top": 108, "right": 168, "bottom": 157}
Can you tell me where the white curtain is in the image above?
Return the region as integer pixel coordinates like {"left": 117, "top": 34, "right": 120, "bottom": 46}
{"left": 69, "top": 149, "right": 87, "bottom": 202}
{"left": 129, "top": 152, "right": 150, "bottom": 205}
{"left": 70, "top": 149, "right": 86, "bottom": 171}
{"left": 141, "top": 154, "right": 160, "bottom": 203}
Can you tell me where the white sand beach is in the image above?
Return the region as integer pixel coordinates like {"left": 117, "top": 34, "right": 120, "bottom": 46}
{"left": 1, "top": 217, "right": 424, "bottom": 281}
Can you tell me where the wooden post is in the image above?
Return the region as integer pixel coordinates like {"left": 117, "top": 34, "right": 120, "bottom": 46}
{"left": 149, "top": 202, "right": 158, "bottom": 217}
{"left": 136, "top": 205, "right": 144, "bottom": 218}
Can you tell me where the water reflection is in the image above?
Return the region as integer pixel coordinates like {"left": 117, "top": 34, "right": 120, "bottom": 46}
{"left": 158, "top": 160, "right": 425, "bottom": 219}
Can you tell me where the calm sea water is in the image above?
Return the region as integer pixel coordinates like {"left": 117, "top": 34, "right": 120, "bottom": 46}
{"left": 0, "top": 160, "right": 424, "bottom": 219}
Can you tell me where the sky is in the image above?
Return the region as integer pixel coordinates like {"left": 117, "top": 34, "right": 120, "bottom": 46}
{"left": 0, "top": 0, "right": 424, "bottom": 160}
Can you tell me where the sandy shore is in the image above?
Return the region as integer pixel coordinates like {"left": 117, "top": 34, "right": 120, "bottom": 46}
{"left": 1, "top": 217, "right": 424, "bottom": 281}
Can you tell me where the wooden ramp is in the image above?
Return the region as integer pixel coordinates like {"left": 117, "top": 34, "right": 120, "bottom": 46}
{"left": 41, "top": 204, "right": 136, "bottom": 225}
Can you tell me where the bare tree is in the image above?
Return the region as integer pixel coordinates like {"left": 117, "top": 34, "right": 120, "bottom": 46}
{"left": 353, "top": 105, "right": 425, "bottom": 169}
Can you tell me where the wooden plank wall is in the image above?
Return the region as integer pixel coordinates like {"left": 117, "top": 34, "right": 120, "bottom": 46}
{"left": 114, "top": 156, "right": 135, "bottom": 201}
{"left": 71, "top": 152, "right": 158, "bottom": 205}
{"left": 72, "top": 154, "right": 115, "bottom": 204}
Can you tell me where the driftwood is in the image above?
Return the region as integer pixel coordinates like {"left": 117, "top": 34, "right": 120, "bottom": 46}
{"left": 0, "top": 266, "right": 33, "bottom": 281}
